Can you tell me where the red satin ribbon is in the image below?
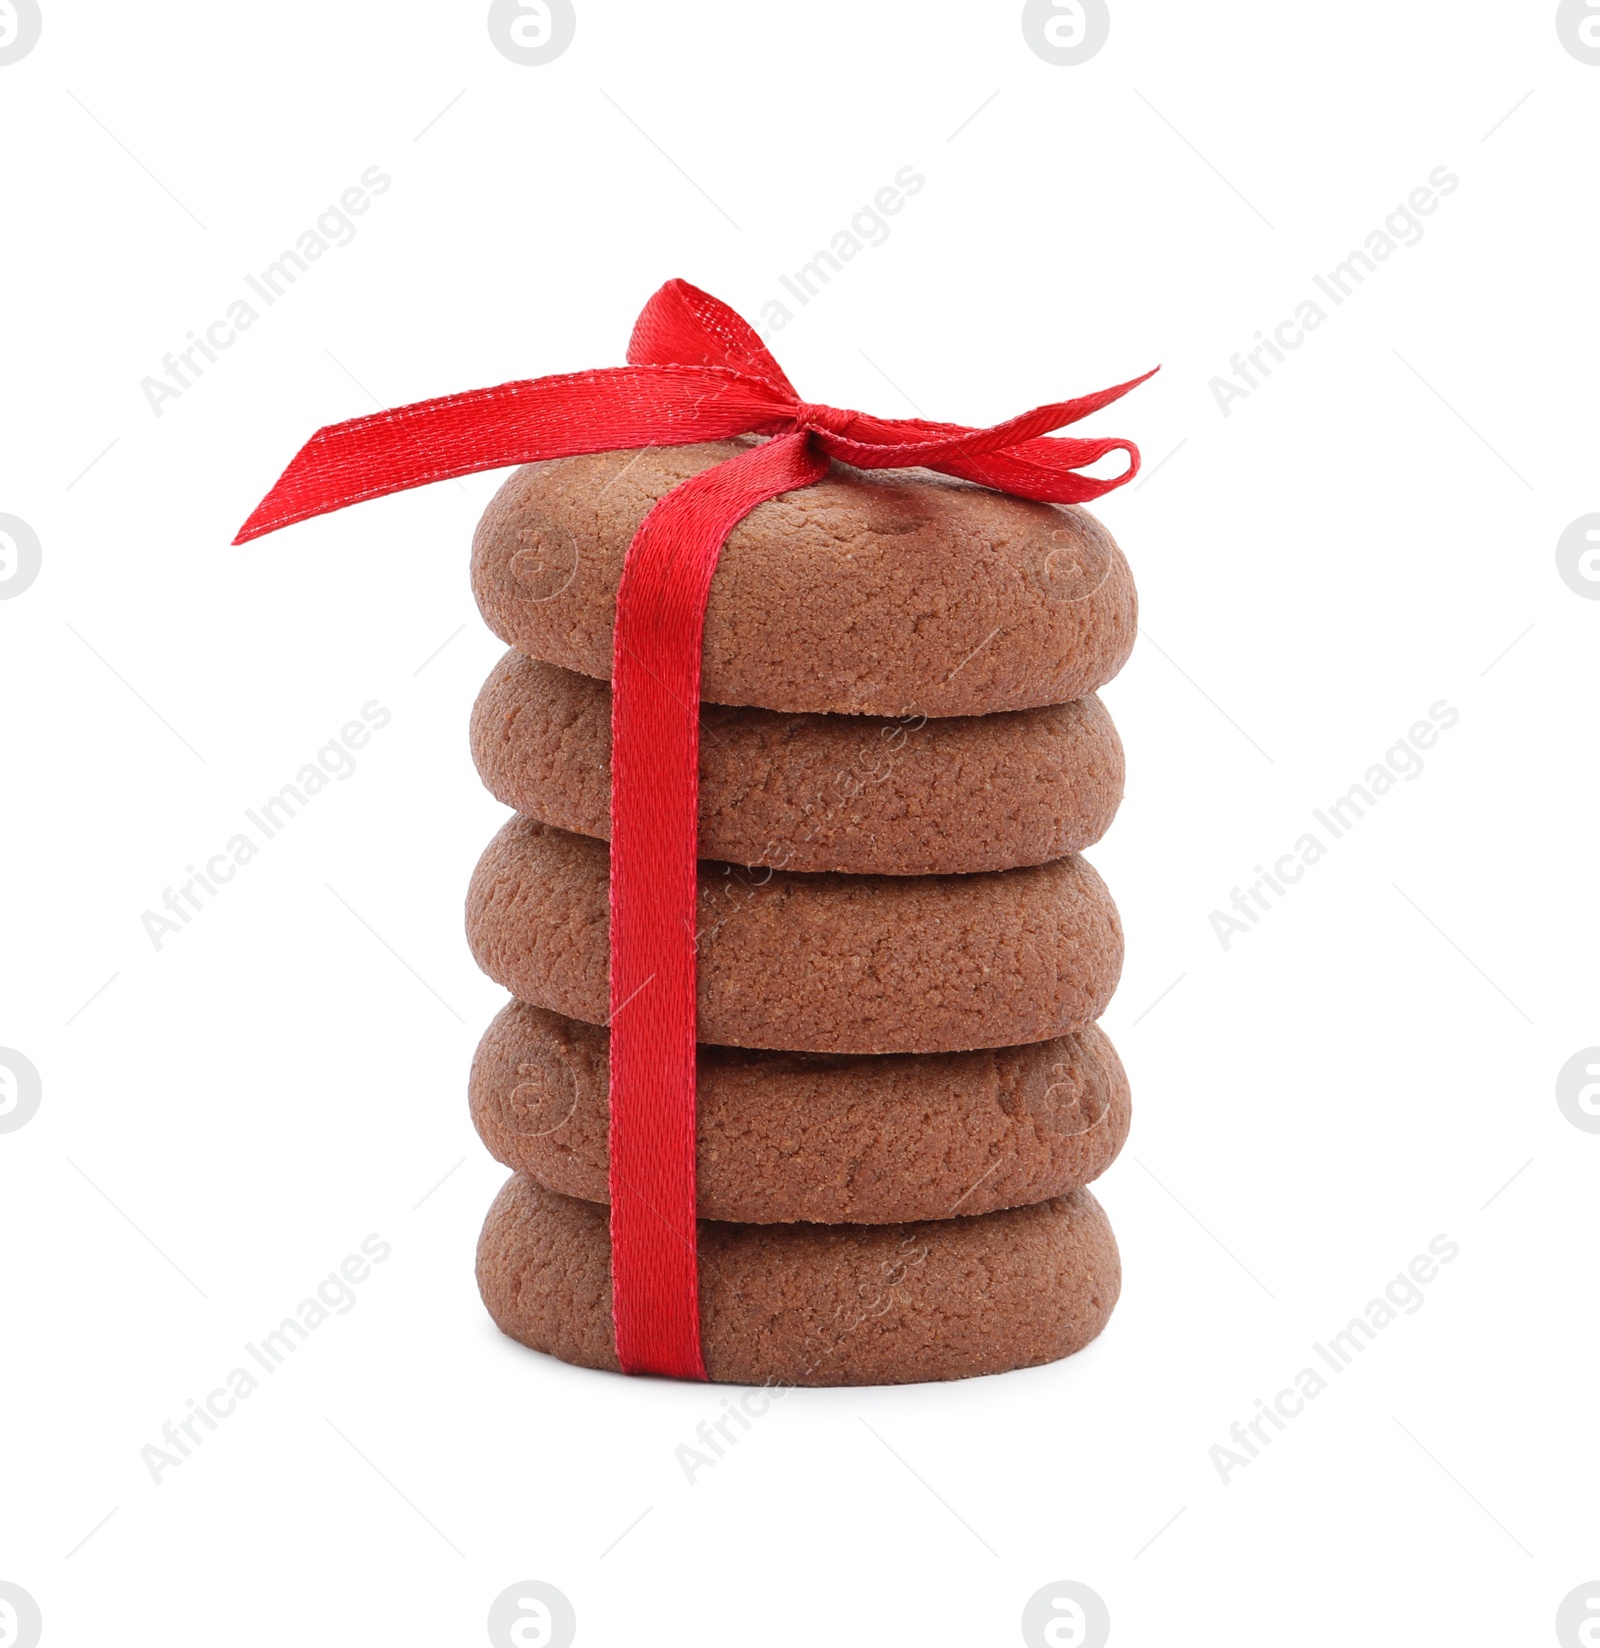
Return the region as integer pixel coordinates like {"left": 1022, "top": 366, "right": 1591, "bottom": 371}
{"left": 234, "top": 279, "right": 1152, "bottom": 1380}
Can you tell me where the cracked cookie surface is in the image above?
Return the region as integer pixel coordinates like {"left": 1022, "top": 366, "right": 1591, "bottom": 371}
{"left": 471, "top": 650, "right": 1125, "bottom": 875}
{"left": 465, "top": 817, "right": 1123, "bottom": 1054}
{"left": 471, "top": 441, "right": 1137, "bottom": 717}
{"left": 470, "top": 1000, "right": 1131, "bottom": 1222}
{"left": 477, "top": 1173, "right": 1122, "bottom": 1384}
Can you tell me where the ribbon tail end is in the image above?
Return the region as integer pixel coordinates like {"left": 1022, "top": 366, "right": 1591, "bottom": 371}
{"left": 1105, "top": 364, "right": 1161, "bottom": 405}
{"left": 231, "top": 496, "right": 299, "bottom": 545}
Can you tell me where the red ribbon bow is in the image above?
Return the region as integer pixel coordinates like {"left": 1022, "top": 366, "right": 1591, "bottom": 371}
{"left": 236, "top": 278, "right": 1152, "bottom": 1380}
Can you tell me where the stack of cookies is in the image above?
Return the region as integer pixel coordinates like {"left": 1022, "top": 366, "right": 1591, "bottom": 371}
{"left": 465, "top": 440, "right": 1136, "bottom": 1386}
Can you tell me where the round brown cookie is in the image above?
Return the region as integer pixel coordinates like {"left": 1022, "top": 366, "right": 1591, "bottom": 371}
{"left": 470, "top": 650, "right": 1125, "bottom": 876}
{"left": 477, "top": 1174, "right": 1121, "bottom": 1385}
{"left": 471, "top": 440, "right": 1136, "bottom": 718}
{"left": 465, "top": 817, "right": 1123, "bottom": 1054}
{"left": 471, "top": 1001, "right": 1131, "bottom": 1223}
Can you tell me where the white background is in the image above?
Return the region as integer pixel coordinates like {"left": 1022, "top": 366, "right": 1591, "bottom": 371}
{"left": 3, "top": 3, "right": 1598, "bottom": 1644}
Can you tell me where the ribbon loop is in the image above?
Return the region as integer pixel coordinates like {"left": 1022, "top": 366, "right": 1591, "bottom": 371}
{"left": 627, "top": 278, "right": 799, "bottom": 401}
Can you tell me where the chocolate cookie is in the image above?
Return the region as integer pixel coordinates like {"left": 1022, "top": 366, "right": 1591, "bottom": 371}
{"left": 465, "top": 817, "right": 1123, "bottom": 1054}
{"left": 471, "top": 441, "right": 1136, "bottom": 718}
{"left": 471, "top": 1001, "right": 1131, "bottom": 1223}
{"left": 477, "top": 1174, "right": 1120, "bottom": 1385}
{"left": 470, "top": 651, "right": 1124, "bottom": 876}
